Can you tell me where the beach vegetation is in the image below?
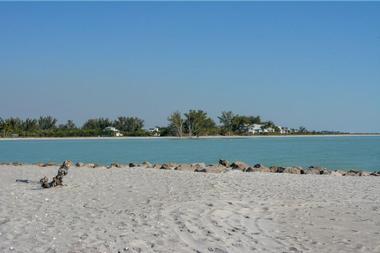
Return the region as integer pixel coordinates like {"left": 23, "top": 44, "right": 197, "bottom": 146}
{"left": 114, "top": 116, "right": 144, "bottom": 134}
{"left": 168, "top": 111, "right": 184, "bottom": 137}
{"left": 0, "top": 112, "right": 341, "bottom": 138}
{"left": 218, "top": 111, "right": 235, "bottom": 135}
{"left": 59, "top": 120, "right": 77, "bottom": 130}
{"left": 38, "top": 116, "right": 57, "bottom": 130}
{"left": 184, "top": 110, "right": 217, "bottom": 137}
{"left": 82, "top": 118, "right": 113, "bottom": 130}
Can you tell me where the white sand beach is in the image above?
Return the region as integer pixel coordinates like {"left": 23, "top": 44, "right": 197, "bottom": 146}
{"left": 0, "top": 165, "right": 379, "bottom": 253}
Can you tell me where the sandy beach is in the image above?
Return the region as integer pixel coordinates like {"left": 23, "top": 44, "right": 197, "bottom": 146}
{"left": 0, "top": 164, "right": 379, "bottom": 253}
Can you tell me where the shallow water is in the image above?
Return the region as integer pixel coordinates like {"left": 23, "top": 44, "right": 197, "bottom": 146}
{"left": 0, "top": 136, "right": 379, "bottom": 171}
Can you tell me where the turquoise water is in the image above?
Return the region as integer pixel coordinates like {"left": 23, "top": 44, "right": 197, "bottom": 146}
{"left": 0, "top": 136, "right": 379, "bottom": 171}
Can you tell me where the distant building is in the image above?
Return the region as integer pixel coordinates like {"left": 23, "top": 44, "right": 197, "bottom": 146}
{"left": 246, "top": 124, "right": 264, "bottom": 135}
{"left": 148, "top": 127, "right": 160, "bottom": 137}
{"left": 245, "top": 124, "right": 288, "bottom": 135}
{"left": 278, "top": 126, "right": 290, "bottom": 134}
{"left": 264, "top": 127, "right": 275, "bottom": 133}
{"left": 103, "top": 126, "right": 123, "bottom": 137}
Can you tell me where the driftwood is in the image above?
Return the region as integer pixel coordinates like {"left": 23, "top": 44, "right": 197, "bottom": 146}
{"left": 16, "top": 179, "right": 31, "bottom": 183}
{"left": 40, "top": 160, "right": 72, "bottom": 188}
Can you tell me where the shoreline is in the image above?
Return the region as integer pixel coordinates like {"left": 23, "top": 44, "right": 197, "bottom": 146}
{"left": 2, "top": 161, "right": 379, "bottom": 177}
{"left": 0, "top": 133, "right": 379, "bottom": 141}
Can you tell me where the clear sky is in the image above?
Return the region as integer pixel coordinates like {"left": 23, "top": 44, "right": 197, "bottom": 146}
{"left": 0, "top": 2, "right": 379, "bottom": 132}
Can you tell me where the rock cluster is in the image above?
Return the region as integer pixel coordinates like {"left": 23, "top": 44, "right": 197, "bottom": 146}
{"left": 107, "top": 163, "right": 122, "bottom": 169}
{"left": 28, "top": 159, "right": 380, "bottom": 177}
{"left": 0, "top": 162, "right": 23, "bottom": 166}
{"left": 230, "top": 161, "right": 249, "bottom": 170}
{"left": 218, "top": 159, "right": 229, "bottom": 167}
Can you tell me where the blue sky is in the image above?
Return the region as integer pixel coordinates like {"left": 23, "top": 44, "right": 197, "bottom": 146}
{"left": 0, "top": 2, "right": 379, "bottom": 132}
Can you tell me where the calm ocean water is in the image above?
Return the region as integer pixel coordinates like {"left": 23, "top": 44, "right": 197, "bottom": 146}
{"left": 0, "top": 136, "right": 379, "bottom": 171}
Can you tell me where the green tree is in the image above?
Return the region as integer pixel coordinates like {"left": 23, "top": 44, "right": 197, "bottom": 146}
{"left": 113, "top": 116, "right": 144, "bottom": 133}
{"left": 184, "top": 110, "right": 216, "bottom": 137}
{"left": 82, "top": 118, "right": 112, "bottom": 130}
{"left": 299, "top": 126, "right": 308, "bottom": 133}
{"left": 218, "top": 111, "right": 235, "bottom": 135}
{"left": 6, "top": 117, "right": 23, "bottom": 132}
{"left": 0, "top": 117, "right": 7, "bottom": 137}
{"left": 38, "top": 116, "right": 57, "bottom": 130}
{"left": 59, "top": 120, "right": 77, "bottom": 129}
{"left": 157, "top": 126, "right": 175, "bottom": 136}
{"left": 168, "top": 111, "right": 184, "bottom": 137}
{"left": 22, "top": 118, "right": 39, "bottom": 131}
{"left": 0, "top": 117, "right": 3, "bottom": 136}
{"left": 0, "top": 118, "right": 18, "bottom": 137}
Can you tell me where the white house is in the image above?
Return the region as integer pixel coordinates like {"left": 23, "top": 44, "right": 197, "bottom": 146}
{"left": 103, "top": 126, "right": 123, "bottom": 137}
{"left": 278, "top": 126, "right": 290, "bottom": 134}
{"left": 148, "top": 127, "right": 160, "bottom": 137}
{"left": 246, "top": 124, "right": 279, "bottom": 135}
{"left": 264, "top": 127, "right": 275, "bottom": 133}
{"left": 246, "top": 124, "right": 264, "bottom": 135}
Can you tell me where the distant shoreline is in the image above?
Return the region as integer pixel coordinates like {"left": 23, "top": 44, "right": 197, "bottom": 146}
{"left": 0, "top": 133, "right": 379, "bottom": 141}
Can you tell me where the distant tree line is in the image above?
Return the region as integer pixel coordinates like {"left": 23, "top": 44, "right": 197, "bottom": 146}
{"left": 0, "top": 111, "right": 335, "bottom": 138}
{"left": 0, "top": 116, "right": 146, "bottom": 137}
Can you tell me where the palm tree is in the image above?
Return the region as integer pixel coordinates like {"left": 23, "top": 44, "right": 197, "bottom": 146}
{"left": 218, "top": 111, "right": 235, "bottom": 135}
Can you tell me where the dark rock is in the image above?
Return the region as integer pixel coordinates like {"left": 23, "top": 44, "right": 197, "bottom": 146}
{"left": 345, "top": 170, "right": 361, "bottom": 176}
{"left": 191, "top": 163, "right": 206, "bottom": 169}
{"left": 331, "top": 170, "right": 345, "bottom": 176}
{"left": 244, "top": 167, "right": 254, "bottom": 172}
{"left": 194, "top": 168, "right": 207, "bottom": 173}
{"left": 360, "top": 171, "right": 370, "bottom": 176}
{"left": 160, "top": 164, "right": 173, "bottom": 170}
{"left": 219, "top": 159, "right": 230, "bottom": 167}
{"left": 152, "top": 164, "right": 161, "bottom": 169}
{"left": 110, "top": 163, "right": 122, "bottom": 168}
{"left": 129, "top": 163, "right": 137, "bottom": 167}
{"left": 106, "top": 163, "right": 122, "bottom": 169}
{"left": 76, "top": 162, "right": 85, "bottom": 167}
{"left": 321, "top": 169, "right": 331, "bottom": 175}
{"left": 230, "top": 161, "right": 249, "bottom": 171}
{"left": 283, "top": 167, "right": 304, "bottom": 174}
{"left": 245, "top": 166, "right": 271, "bottom": 173}
{"left": 253, "top": 164, "right": 262, "bottom": 168}
{"left": 305, "top": 167, "right": 329, "bottom": 175}
{"left": 271, "top": 166, "right": 286, "bottom": 173}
